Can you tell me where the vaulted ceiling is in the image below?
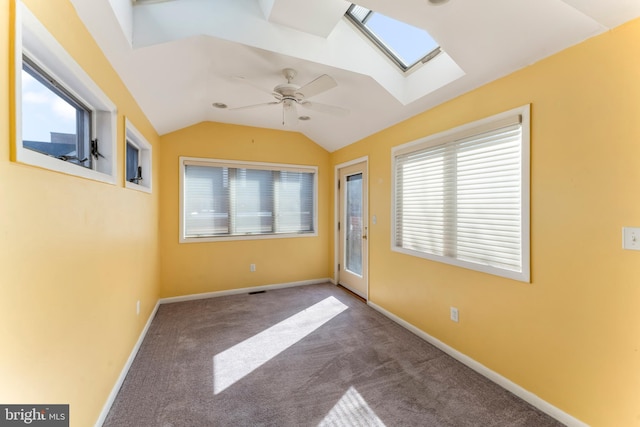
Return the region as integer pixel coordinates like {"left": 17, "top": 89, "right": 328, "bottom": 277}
{"left": 69, "top": 0, "right": 640, "bottom": 152}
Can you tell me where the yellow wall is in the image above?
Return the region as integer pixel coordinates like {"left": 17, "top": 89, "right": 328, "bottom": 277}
{"left": 331, "top": 19, "right": 640, "bottom": 427}
{"left": 159, "top": 122, "right": 330, "bottom": 297}
{"left": 3, "top": 0, "right": 640, "bottom": 425}
{"left": 0, "top": 1, "right": 161, "bottom": 426}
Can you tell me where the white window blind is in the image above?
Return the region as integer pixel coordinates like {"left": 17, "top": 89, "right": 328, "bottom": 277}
{"left": 393, "top": 106, "right": 530, "bottom": 282}
{"left": 276, "top": 171, "right": 315, "bottom": 234}
{"left": 182, "top": 159, "right": 316, "bottom": 241}
{"left": 184, "top": 165, "right": 230, "bottom": 236}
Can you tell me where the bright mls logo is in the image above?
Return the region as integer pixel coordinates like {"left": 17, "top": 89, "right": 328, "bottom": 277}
{"left": 0, "top": 405, "right": 68, "bottom": 426}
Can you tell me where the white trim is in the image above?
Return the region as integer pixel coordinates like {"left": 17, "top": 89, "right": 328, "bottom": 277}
{"left": 333, "top": 156, "right": 369, "bottom": 285}
{"left": 96, "top": 279, "right": 330, "bottom": 425}
{"left": 180, "top": 231, "right": 317, "bottom": 244}
{"left": 367, "top": 301, "right": 589, "bottom": 427}
{"left": 16, "top": 2, "right": 118, "bottom": 185}
{"left": 390, "top": 105, "right": 531, "bottom": 283}
{"left": 181, "top": 156, "right": 317, "bottom": 173}
{"left": 95, "top": 301, "right": 160, "bottom": 427}
{"left": 124, "top": 118, "right": 152, "bottom": 193}
{"left": 159, "top": 278, "right": 331, "bottom": 304}
{"left": 179, "top": 156, "right": 319, "bottom": 243}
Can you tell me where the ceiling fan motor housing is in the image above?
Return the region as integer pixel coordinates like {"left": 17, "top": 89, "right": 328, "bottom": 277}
{"left": 274, "top": 83, "right": 302, "bottom": 99}
{"left": 276, "top": 68, "right": 306, "bottom": 101}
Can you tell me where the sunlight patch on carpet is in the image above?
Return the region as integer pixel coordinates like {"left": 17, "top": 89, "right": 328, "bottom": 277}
{"left": 213, "top": 296, "right": 348, "bottom": 394}
{"left": 319, "top": 386, "right": 386, "bottom": 426}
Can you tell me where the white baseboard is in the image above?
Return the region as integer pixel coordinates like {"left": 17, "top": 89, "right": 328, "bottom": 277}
{"left": 97, "top": 278, "right": 332, "bottom": 425}
{"left": 95, "top": 301, "right": 160, "bottom": 426}
{"left": 100, "top": 281, "right": 577, "bottom": 427}
{"left": 159, "top": 278, "right": 332, "bottom": 305}
{"left": 367, "top": 301, "right": 589, "bottom": 427}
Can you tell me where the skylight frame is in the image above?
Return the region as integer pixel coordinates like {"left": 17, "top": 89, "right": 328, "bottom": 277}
{"left": 345, "top": 4, "right": 442, "bottom": 73}
{"left": 132, "top": 0, "right": 172, "bottom": 5}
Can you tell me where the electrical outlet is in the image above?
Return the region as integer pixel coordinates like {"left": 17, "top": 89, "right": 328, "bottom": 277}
{"left": 250, "top": 264, "right": 256, "bottom": 272}
{"left": 450, "top": 307, "right": 459, "bottom": 323}
{"left": 136, "top": 300, "right": 140, "bottom": 316}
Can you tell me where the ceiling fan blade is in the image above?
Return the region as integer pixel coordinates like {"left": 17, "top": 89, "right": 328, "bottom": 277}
{"left": 228, "top": 101, "right": 280, "bottom": 111}
{"left": 232, "top": 75, "right": 277, "bottom": 97}
{"left": 283, "top": 100, "right": 298, "bottom": 127}
{"left": 300, "top": 101, "right": 349, "bottom": 117}
{"left": 296, "top": 74, "right": 337, "bottom": 99}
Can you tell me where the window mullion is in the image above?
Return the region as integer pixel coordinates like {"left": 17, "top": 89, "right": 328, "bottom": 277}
{"left": 84, "top": 111, "right": 92, "bottom": 169}
{"left": 228, "top": 168, "right": 237, "bottom": 235}
{"left": 443, "top": 143, "right": 457, "bottom": 258}
{"left": 273, "top": 171, "right": 280, "bottom": 233}
{"left": 76, "top": 109, "right": 87, "bottom": 166}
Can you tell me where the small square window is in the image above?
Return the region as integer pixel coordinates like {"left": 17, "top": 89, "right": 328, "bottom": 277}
{"left": 126, "top": 141, "right": 141, "bottom": 184}
{"left": 125, "top": 119, "right": 152, "bottom": 193}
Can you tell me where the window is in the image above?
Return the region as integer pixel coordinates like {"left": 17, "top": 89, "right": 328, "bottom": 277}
{"left": 15, "top": 2, "right": 117, "bottom": 184}
{"left": 22, "top": 56, "right": 92, "bottom": 168}
{"left": 180, "top": 158, "right": 317, "bottom": 242}
{"left": 125, "top": 118, "right": 152, "bottom": 193}
{"left": 392, "top": 105, "right": 530, "bottom": 282}
{"left": 345, "top": 4, "right": 441, "bottom": 72}
{"left": 126, "top": 142, "right": 140, "bottom": 183}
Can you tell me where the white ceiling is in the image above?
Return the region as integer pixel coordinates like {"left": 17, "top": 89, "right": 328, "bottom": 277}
{"left": 68, "top": 0, "right": 640, "bottom": 152}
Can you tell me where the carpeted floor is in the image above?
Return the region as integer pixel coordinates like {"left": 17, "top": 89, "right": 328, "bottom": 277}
{"left": 104, "top": 283, "right": 564, "bottom": 427}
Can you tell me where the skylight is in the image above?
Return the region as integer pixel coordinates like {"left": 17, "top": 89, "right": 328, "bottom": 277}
{"left": 345, "top": 5, "right": 441, "bottom": 72}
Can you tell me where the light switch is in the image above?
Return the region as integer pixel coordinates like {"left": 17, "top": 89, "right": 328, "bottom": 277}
{"left": 622, "top": 227, "right": 640, "bottom": 251}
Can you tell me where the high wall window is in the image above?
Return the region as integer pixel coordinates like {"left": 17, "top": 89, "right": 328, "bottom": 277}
{"left": 22, "top": 56, "right": 93, "bottom": 168}
{"left": 16, "top": 2, "right": 117, "bottom": 184}
{"left": 125, "top": 118, "right": 152, "bottom": 193}
{"left": 392, "top": 105, "right": 530, "bottom": 282}
{"left": 180, "top": 158, "right": 317, "bottom": 242}
{"left": 126, "top": 141, "right": 140, "bottom": 183}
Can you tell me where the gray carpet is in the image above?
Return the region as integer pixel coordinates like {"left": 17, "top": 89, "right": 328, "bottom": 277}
{"left": 104, "top": 283, "right": 564, "bottom": 427}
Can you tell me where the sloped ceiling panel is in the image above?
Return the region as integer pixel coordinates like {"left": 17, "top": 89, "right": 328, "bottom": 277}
{"left": 68, "top": 0, "right": 640, "bottom": 151}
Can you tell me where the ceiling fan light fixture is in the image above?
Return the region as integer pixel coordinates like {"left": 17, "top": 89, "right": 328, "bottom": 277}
{"left": 229, "top": 68, "right": 349, "bottom": 127}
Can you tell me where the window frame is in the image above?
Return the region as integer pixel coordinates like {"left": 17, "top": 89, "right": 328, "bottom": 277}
{"left": 124, "top": 118, "right": 152, "bottom": 193}
{"left": 179, "top": 157, "right": 319, "bottom": 243}
{"left": 391, "top": 105, "right": 531, "bottom": 282}
{"left": 21, "top": 55, "right": 93, "bottom": 168}
{"left": 344, "top": 4, "right": 442, "bottom": 73}
{"left": 14, "top": 2, "right": 117, "bottom": 184}
{"left": 126, "top": 141, "right": 140, "bottom": 182}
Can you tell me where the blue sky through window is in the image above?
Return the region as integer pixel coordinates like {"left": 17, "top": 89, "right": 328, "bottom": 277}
{"left": 347, "top": 5, "right": 440, "bottom": 70}
{"left": 22, "top": 70, "right": 77, "bottom": 142}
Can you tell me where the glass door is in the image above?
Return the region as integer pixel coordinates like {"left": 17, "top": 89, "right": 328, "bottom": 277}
{"left": 338, "top": 161, "right": 368, "bottom": 299}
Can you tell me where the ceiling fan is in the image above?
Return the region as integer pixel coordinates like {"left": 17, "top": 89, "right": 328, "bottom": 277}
{"left": 229, "top": 68, "right": 349, "bottom": 127}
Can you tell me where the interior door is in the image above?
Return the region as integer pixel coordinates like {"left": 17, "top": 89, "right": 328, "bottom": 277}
{"left": 338, "top": 161, "right": 368, "bottom": 299}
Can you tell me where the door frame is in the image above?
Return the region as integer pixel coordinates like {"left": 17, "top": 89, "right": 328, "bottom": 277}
{"left": 334, "top": 156, "right": 369, "bottom": 299}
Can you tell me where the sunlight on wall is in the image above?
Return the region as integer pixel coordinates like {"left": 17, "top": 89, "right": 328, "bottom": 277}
{"left": 213, "top": 296, "right": 348, "bottom": 394}
{"left": 319, "top": 386, "right": 386, "bottom": 427}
